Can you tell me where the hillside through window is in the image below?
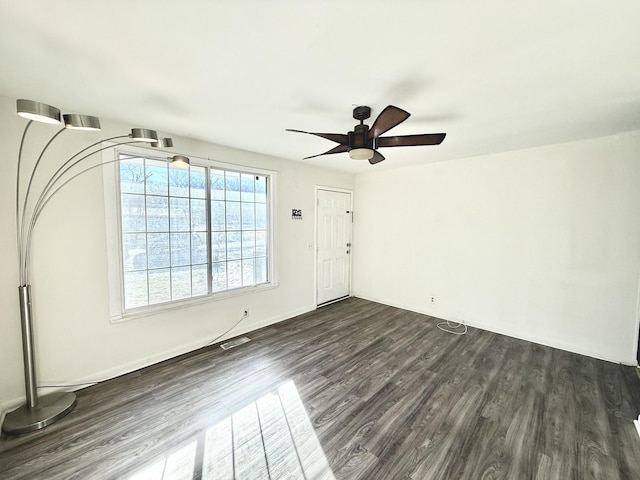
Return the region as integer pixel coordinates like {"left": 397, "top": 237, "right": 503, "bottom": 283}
{"left": 118, "top": 154, "right": 270, "bottom": 310}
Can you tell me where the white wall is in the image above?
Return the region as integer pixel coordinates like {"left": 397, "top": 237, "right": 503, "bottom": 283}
{"left": 0, "top": 94, "right": 354, "bottom": 410}
{"left": 3, "top": 91, "right": 638, "bottom": 417}
{"left": 353, "top": 133, "right": 640, "bottom": 364}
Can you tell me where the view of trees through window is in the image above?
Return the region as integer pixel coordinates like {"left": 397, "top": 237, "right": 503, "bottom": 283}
{"left": 119, "top": 155, "right": 269, "bottom": 310}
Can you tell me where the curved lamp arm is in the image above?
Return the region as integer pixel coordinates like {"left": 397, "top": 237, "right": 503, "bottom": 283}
{"left": 22, "top": 145, "right": 154, "bottom": 283}
{"left": 4, "top": 99, "right": 184, "bottom": 435}
{"left": 15, "top": 111, "right": 168, "bottom": 285}
{"left": 20, "top": 127, "right": 67, "bottom": 234}
{"left": 15, "top": 120, "right": 34, "bottom": 284}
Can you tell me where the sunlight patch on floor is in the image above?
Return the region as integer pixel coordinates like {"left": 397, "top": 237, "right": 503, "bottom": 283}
{"left": 127, "top": 379, "right": 335, "bottom": 480}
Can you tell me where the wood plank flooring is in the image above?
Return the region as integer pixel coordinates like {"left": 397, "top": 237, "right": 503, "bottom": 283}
{"left": 2, "top": 298, "right": 640, "bottom": 479}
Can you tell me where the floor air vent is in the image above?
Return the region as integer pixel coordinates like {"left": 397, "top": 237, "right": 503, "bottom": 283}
{"left": 220, "top": 336, "right": 251, "bottom": 350}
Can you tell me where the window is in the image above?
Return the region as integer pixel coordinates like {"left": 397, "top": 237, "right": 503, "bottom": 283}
{"left": 118, "top": 153, "right": 271, "bottom": 311}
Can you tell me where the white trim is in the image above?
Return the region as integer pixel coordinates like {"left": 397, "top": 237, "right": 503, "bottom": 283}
{"left": 314, "top": 186, "right": 354, "bottom": 307}
{"left": 102, "top": 144, "right": 278, "bottom": 322}
{"left": 315, "top": 184, "right": 354, "bottom": 195}
{"left": 0, "top": 302, "right": 316, "bottom": 415}
{"left": 633, "top": 258, "right": 640, "bottom": 364}
{"left": 110, "top": 282, "right": 279, "bottom": 323}
{"left": 102, "top": 150, "right": 125, "bottom": 318}
{"left": 353, "top": 292, "right": 637, "bottom": 365}
{"left": 317, "top": 295, "right": 352, "bottom": 308}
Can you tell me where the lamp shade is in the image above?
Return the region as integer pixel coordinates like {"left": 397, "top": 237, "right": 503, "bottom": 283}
{"left": 349, "top": 148, "right": 374, "bottom": 160}
{"left": 152, "top": 138, "right": 174, "bottom": 148}
{"left": 16, "top": 99, "right": 61, "bottom": 125}
{"left": 63, "top": 114, "right": 101, "bottom": 131}
{"left": 170, "top": 155, "right": 190, "bottom": 168}
{"left": 130, "top": 128, "right": 159, "bottom": 142}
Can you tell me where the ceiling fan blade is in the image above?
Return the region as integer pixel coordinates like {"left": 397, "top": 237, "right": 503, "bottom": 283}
{"left": 286, "top": 129, "right": 348, "bottom": 145}
{"left": 376, "top": 133, "right": 446, "bottom": 147}
{"left": 303, "top": 144, "right": 350, "bottom": 159}
{"left": 367, "top": 105, "right": 410, "bottom": 139}
{"left": 368, "top": 150, "right": 385, "bottom": 165}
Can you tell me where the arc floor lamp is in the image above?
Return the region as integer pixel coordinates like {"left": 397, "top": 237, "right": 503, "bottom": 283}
{"left": 2, "top": 99, "right": 189, "bottom": 435}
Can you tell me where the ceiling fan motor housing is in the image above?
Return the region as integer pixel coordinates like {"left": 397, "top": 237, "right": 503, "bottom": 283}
{"left": 349, "top": 124, "right": 370, "bottom": 149}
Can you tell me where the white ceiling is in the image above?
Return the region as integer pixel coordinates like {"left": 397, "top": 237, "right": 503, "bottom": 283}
{"left": 1, "top": 1, "right": 639, "bottom": 174}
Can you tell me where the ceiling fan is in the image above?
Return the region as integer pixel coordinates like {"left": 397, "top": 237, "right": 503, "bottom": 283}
{"left": 287, "top": 105, "right": 446, "bottom": 164}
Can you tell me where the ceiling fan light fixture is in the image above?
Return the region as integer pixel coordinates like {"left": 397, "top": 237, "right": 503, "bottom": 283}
{"left": 349, "top": 148, "right": 374, "bottom": 160}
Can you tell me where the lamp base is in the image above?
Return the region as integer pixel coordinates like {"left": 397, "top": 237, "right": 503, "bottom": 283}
{"left": 2, "top": 392, "right": 76, "bottom": 435}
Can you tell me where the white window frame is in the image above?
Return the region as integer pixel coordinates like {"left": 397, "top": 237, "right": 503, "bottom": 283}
{"left": 103, "top": 144, "right": 278, "bottom": 322}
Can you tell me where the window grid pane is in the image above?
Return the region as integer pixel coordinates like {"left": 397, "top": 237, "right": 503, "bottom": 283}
{"left": 120, "top": 156, "right": 269, "bottom": 310}
{"left": 209, "top": 171, "right": 269, "bottom": 292}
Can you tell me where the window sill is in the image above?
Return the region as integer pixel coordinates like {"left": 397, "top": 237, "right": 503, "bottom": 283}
{"left": 109, "top": 282, "right": 279, "bottom": 324}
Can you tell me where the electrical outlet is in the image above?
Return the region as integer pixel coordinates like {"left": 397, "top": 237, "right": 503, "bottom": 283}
{"left": 429, "top": 296, "right": 436, "bottom": 304}
{"left": 241, "top": 308, "right": 249, "bottom": 319}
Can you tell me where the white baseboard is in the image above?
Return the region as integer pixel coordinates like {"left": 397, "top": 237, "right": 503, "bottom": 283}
{"left": 222, "top": 304, "right": 315, "bottom": 341}
{"left": 1, "top": 304, "right": 316, "bottom": 415}
{"left": 352, "top": 293, "right": 635, "bottom": 365}
{"left": 634, "top": 418, "right": 640, "bottom": 440}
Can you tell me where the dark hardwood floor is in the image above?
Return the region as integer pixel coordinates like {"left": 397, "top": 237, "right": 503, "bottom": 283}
{"left": 2, "top": 298, "right": 640, "bottom": 479}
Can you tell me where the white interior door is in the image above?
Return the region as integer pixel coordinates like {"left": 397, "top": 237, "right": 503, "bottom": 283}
{"left": 316, "top": 189, "right": 352, "bottom": 305}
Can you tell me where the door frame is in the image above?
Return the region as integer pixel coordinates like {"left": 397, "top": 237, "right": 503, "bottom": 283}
{"left": 314, "top": 185, "right": 354, "bottom": 307}
{"left": 635, "top": 272, "right": 640, "bottom": 365}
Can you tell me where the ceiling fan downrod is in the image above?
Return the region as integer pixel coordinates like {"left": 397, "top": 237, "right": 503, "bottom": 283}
{"left": 350, "top": 106, "right": 372, "bottom": 148}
